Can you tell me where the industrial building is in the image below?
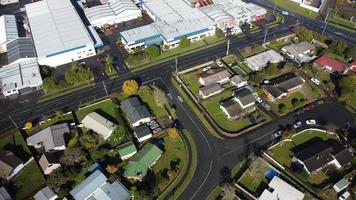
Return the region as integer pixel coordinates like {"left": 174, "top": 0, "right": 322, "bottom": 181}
{"left": 0, "top": 0, "right": 18, "bottom": 5}
{"left": 0, "top": 15, "right": 18, "bottom": 53}
{"left": 0, "top": 58, "right": 42, "bottom": 97}
{"left": 83, "top": 0, "right": 142, "bottom": 28}
{"left": 25, "top": 0, "right": 102, "bottom": 67}
{"left": 6, "top": 37, "right": 36, "bottom": 64}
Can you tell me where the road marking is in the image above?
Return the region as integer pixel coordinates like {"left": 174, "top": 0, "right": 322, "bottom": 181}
{"left": 248, "top": 130, "right": 273, "bottom": 145}
{"left": 190, "top": 160, "right": 213, "bottom": 200}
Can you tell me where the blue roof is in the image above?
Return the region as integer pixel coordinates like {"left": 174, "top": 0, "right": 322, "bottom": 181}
{"left": 265, "top": 168, "right": 278, "bottom": 181}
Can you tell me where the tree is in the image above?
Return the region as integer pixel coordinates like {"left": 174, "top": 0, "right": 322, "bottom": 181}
{"left": 291, "top": 98, "right": 300, "bottom": 107}
{"left": 249, "top": 72, "right": 262, "bottom": 83}
{"left": 106, "top": 164, "right": 118, "bottom": 174}
{"left": 77, "top": 67, "right": 93, "bottom": 82}
{"left": 40, "top": 65, "right": 52, "bottom": 78}
{"left": 43, "top": 77, "right": 59, "bottom": 92}
{"left": 145, "top": 45, "right": 160, "bottom": 60}
{"left": 278, "top": 103, "right": 286, "bottom": 112}
{"left": 80, "top": 133, "right": 98, "bottom": 150}
{"left": 266, "top": 63, "right": 278, "bottom": 75}
{"left": 179, "top": 36, "right": 191, "bottom": 48}
{"left": 153, "top": 87, "right": 168, "bottom": 106}
{"left": 59, "top": 147, "right": 87, "bottom": 166}
{"left": 298, "top": 29, "right": 313, "bottom": 41}
{"left": 23, "top": 122, "right": 33, "bottom": 130}
{"left": 339, "top": 75, "right": 356, "bottom": 98}
{"left": 71, "top": 61, "right": 80, "bottom": 71}
{"left": 65, "top": 71, "right": 78, "bottom": 85}
{"left": 46, "top": 169, "right": 70, "bottom": 189}
{"left": 122, "top": 79, "right": 139, "bottom": 96}
{"left": 330, "top": 40, "right": 348, "bottom": 56}
{"left": 168, "top": 128, "right": 179, "bottom": 140}
{"left": 215, "top": 27, "right": 225, "bottom": 38}
{"left": 344, "top": 46, "right": 356, "bottom": 60}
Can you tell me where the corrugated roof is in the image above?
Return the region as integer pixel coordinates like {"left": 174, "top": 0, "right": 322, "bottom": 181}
{"left": 34, "top": 186, "right": 57, "bottom": 200}
{"left": 25, "top": 0, "right": 94, "bottom": 57}
{"left": 0, "top": 15, "right": 18, "bottom": 45}
{"left": 245, "top": 50, "right": 284, "bottom": 71}
{"left": 0, "top": 149, "right": 23, "bottom": 178}
{"left": 117, "top": 141, "right": 137, "bottom": 157}
{"left": 121, "top": 97, "right": 151, "bottom": 125}
{"left": 6, "top": 37, "right": 36, "bottom": 64}
{"left": 81, "top": 112, "right": 116, "bottom": 140}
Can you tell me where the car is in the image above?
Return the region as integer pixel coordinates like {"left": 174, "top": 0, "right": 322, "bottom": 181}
{"left": 263, "top": 80, "right": 270, "bottom": 84}
{"left": 203, "top": 66, "right": 211, "bottom": 72}
{"left": 293, "top": 120, "right": 302, "bottom": 129}
{"left": 282, "top": 11, "right": 289, "bottom": 15}
{"left": 272, "top": 130, "right": 283, "bottom": 139}
{"left": 167, "top": 93, "right": 173, "bottom": 100}
{"left": 304, "top": 104, "right": 315, "bottom": 111}
{"left": 255, "top": 96, "right": 263, "bottom": 103}
{"left": 311, "top": 77, "right": 321, "bottom": 85}
{"left": 177, "top": 96, "right": 184, "bottom": 103}
{"left": 296, "top": 108, "right": 304, "bottom": 115}
{"left": 262, "top": 102, "right": 271, "bottom": 111}
{"left": 216, "top": 59, "right": 224, "bottom": 67}
{"left": 339, "top": 191, "right": 350, "bottom": 200}
{"left": 306, "top": 119, "right": 317, "bottom": 125}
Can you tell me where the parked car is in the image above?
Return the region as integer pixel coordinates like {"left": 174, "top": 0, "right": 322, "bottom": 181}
{"left": 296, "top": 108, "right": 304, "bottom": 115}
{"left": 293, "top": 120, "right": 302, "bottom": 129}
{"left": 339, "top": 191, "right": 350, "bottom": 200}
{"left": 262, "top": 102, "right": 271, "bottom": 111}
{"left": 311, "top": 77, "right": 321, "bottom": 85}
{"left": 167, "top": 93, "right": 173, "bottom": 100}
{"left": 282, "top": 11, "right": 289, "bottom": 15}
{"left": 216, "top": 59, "right": 223, "bottom": 67}
{"left": 272, "top": 130, "right": 283, "bottom": 139}
{"left": 306, "top": 119, "right": 317, "bottom": 125}
{"left": 255, "top": 96, "right": 263, "bottom": 103}
{"left": 304, "top": 104, "right": 315, "bottom": 111}
{"left": 263, "top": 80, "right": 270, "bottom": 84}
{"left": 178, "top": 96, "right": 184, "bottom": 103}
{"left": 203, "top": 66, "right": 212, "bottom": 72}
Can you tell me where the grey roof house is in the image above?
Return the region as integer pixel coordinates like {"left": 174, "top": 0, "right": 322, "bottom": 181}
{"left": 199, "top": 83, "right": 224, "bottom": 99}
{"left": 6, "top": 37, "right": 36, "bottom": 64}
{"left": 38, "top": 153, "right": 61, "bottom": 175}
{"left": 198, "top": 68, "right": 230, "bottom": 86}
{"left": 245, "top": 50, "right": 284, "bottom": 71}
{"left": 0, "top": 187, "right": 11, "bottom": 200}
{"left": 121, "top": 97, "right": 152, "bottom": 127}
{"left": 81, "top": 112, "right": 117, "bottom": 140}
{"left": 281, "top": 41, "right": 316, "bottom": 63}
{"left": 70, "top": 170, "right": 131, "bottom": 200}
{"left": 27, "top": 123, "right": 69, "bottom": 153}
{"left": 230, "top": 75, "right": 247, "bottom": 88}
{"left": 232, "top": 87, "right": 256, "bottom": 109}
{"left": 0, "top": 149, "right": 24, "bottom": 180}
{"left": 34, "top": 186, "right": 58, "bottom": 200}
{"left": 134, "top": 124, "right": 152, "bottom": 143}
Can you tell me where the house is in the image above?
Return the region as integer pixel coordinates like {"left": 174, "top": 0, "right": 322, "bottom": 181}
{"left": 6, "top": 37, "right": 37, "bottom": 64}
{"left": 0, "top": 187, "right": 11, "bottom": 200}
{"left": 198, "top": 68, "right": 230, "bottom": 86}
{"left": 0, "top": 149, "right": 24, "bottom": 180}
{"left": 263, "top": 73, "right": 305, "bottom": 101}
{"left": 245, "top": 50, "right": 284, "bottom": 71}
{"left": 124, "top": 143, "right": 163, "bottom": 181}
{"left": 0, "top": 0, "right": 19, "bottom": 5}
{"left": 199, "top": 83, "right": 224, "bottom": 99}
{"left": 117, "top": 141, "right": 137, "bottom": 160}
{"left": 38, "top": 153, "right": 61, "bottom": 175}
{"left": 232, "top": 87, "right": 256, "bottom": 109}
{"left": 220, "top": 98, "right": 244, "bottom": 120}
{"left": 81, "top": 112, "right": 117, "bottom": 140}
{"left": 313, "top": 55, "right": 349, "bottom": 74}
{"left": 121, "top": 97, "right": 152, "bottom": 127}
{"left": 259, "top": 176, "right": 305, "bottom": 200}
{"left": 333, "top": 178, "right": 350, "bottom": 193}
{"left": 27, "top": 123, "right": 69, "bottom": 153}
{"left": 281, "top": 41, "right": 316, "bottom": 63}
{"left": 350, "top": 60, "right": 356, "bottom": 73}
{"left": 230, "top": 75, "right": 247, "bottom": 88}
{"left": 70, "top": 170, "right": 131, "bottom": 200}
{"left": 34, "top": 186, "right": 58, "bottom": 200}
{"left": 293, "top": 141, "right": 353, "bottom": 174}
{"left": 0, "top": 15, "right": 18, "bottom": 53}
{"left": 133, "top": 124, "right": 152, "bottom": 143}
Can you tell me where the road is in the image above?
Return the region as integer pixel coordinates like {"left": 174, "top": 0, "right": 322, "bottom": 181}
{"left": 0, "top": 6, "right": 355, "bottom": 199}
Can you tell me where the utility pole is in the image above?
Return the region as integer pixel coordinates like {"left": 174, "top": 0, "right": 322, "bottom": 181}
{"left": 226, "top": 39, "right": 231, "bottom": 56}
{"left": 273, "top": 0, "right": 277, "bottom": 15}
{"left": 8, "top": 115, "right": 18, "bottom": 129}
{"left": 263, "top": 29, "right": 268, "bottom": 43}
{"left": 322, "top": 9, "right": 332, "bottom": 35}
{"left": 102, "top": 81, "right": 108, "bottom": 96}
{"left": 175, "top": 57, "right": 178, "bottom": 74}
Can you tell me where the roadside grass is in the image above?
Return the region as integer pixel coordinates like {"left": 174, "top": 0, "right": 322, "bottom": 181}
{"left": 268, "top": 0, "right": 319, "bottom": 18}
{"left": 238, "top": 158, "right": 270, "bottom": 193}
{"left": 12, "top": 160, "right": 46, "bottom": 200}
{"left": 207, "top": 186, "right": 223, "bottom": 200}
{"left": 304, "top": 83, "right": 322, "bottom": 100}
{"left": 240, "top": 46, "right": 267, "bottom": 58}
{"left": 76, "top": 98, "right": 117, "bottom": 121}
{"left": 0, "top": 130, "right": 32, "bottom": 161}
{"left": 231, "top": 159, "right": 246, "bottom": 178}
{"left": 267, "top": 38, "right": 292, "bottom": 51}
{"left": 179, "top": 69, "right": 202, "bottom": 97}
{"left": 268, "top": 91, "right": 305, "bottom": 114}
{"left": 308, "top": 170, "right": 329, "bottom": 185}
{"left": 39, "top": 113, "right": 74, "bottom": 129}
{"left": 328, "top": 16, "right": 356, "bottom": 32}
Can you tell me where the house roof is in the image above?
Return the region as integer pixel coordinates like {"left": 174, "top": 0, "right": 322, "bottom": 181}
{"left": 314, "top": 55, "right": 349, "bottom": 73}
{"left": 233, "top": 87, "right": 255, "bottom": 107}
{"left": 0, "top": 149, "right": 23, "bottom": 178}
{"left": 263, "top": 73, "right": 304, "bottom": 99}
{"left": 0, "top": 187, "right": 11, "bottom": 200}
{"left": 117, "top": 141, "right": 137, "bottom": 158}
{"left": 34, "top": 186, "right": 57, "bottom": 200}
{"left": 259, "top": 176, "right": 305, "bottom": 200}
{"left": 125, "top": 160, "right": 147, "bottom": 179}
{"left": 199, "top": 83, "right": 223, "bottom": 97}
{"left": 134, "top": 124, "right": 152, "bottom": 139}
{"left": 282, "top": 41, "right": 315, "bottom": 57}
{"left": 121, "top": 97, "right": 151, "bottom": 125}
{"left": 220, "top": 98, "right": 242, "bottom": 118}
{"left": 332, "top": 147, "right": 353, "bottom": 167}
{"left": 230, "top": 75, "right": 245, "bottom": 85}
{"left": 333, "top": 178, "right": 350, "bottom": 192}
{"left": 199, "top": 68, "right": 230, "bottom": 85}
{"left": 27, "top": 123, "right": 68, "bottom": 152}
{"left": 263, "top": 85, "right": 287, "bottom": 99}
{"left": 245, "top": 49, "right": 284, "bottom": 71}
{"left": 70, "top": 170, "right": 130, "bottom": 200}
{"left": 81, "top": 112, "right": 116, "bottom": 139}
{"left": 38, "top": 153, "right": 59, "bottom": 173}
{"left": 6, "top": 37, "right": 36, "bottom": 64}
{"left": 0, "top": 15, "right": 18, "bottom": 45}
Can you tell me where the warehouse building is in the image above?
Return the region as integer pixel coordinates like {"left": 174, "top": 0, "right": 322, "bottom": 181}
{"left": 6, "top": 37, "right": 36, "bottom": 64}
{"left": 0, "top": 15, "right": 18, "bottom": 53}
{"left": 84, "top": 0, "right": 142, "bottom": 28}
{"left": 25, "top": 0, "right": 101, "bottom": 67}
{"left": 0, "top": 58, "right": 42, "bottom": 97}
{"left": 0, "top": 0, "right": 18, "bottom": 5}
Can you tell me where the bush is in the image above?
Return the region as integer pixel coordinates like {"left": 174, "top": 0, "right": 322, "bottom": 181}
{"left": 215, "top": 27, "right": 225, "bottom": 38}
{"left": 122, "top": 79, "right": 139, "bottom": 96}
{"left": 145, "top": 45, "right": 160, "bottom": 60}
{"left": 179, "top": 36, "right": 191, "bottom": 48}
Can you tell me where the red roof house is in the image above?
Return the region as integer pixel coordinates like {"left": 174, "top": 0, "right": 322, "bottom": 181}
{"left": 313, "top": 55, "right": 349, "bottom": 74}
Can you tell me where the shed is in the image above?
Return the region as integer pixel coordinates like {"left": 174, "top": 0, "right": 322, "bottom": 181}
{"left": 81, "top": 112, "right": 117, "bottom": 140}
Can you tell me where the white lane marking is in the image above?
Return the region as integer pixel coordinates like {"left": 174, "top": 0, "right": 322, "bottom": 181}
{"left": 190, "top": 160, "right": 213, "bottom": 200}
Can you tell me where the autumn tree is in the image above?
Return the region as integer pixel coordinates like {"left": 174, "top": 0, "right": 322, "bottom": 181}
{"left": 80, "top": 133, "right": 98, "bottom": 150}
{"left": 168, "top": 128, "right": 179, "bottom": 140}
{"left": 122, "top": 79, "right": 139, "bottom": 96}
{"left": 106, "top": 164, "right": 118, "bottom": 174}
{"left": 59, "top": 147, "right": 87, "bottom": 166}
{"left": 23, "top": 122, "right": 33, "bottom": 130}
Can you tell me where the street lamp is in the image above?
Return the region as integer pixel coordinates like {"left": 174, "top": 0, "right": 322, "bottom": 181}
{"left": 175, "top": 57, "right": 178, "bottom": 74}
{"left": 226, "top": 39, "right": 231, "bottom": 56}
{"left": 263, "top": 29, "right": 268, "bottom": 43}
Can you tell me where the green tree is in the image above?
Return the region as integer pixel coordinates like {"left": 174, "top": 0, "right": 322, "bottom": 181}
{"left": 77, "top": 67, "right": 93, "bottom": 82}
{"left": 71, "top": 61, "right": 80, "bottom": 71}
{"left": 339, "top": 75, "right": 356, "bottom": 98}
{"left": 43, "top": 77, "right": 59, "bottom": 92}
{"left": 46, "top": 169, "right": 70, "bottom": 189}
{"left": 249, "top": 72, "right": 262, "bottom": 83}
{"left": 80, "top": 133, "right": 98, "bottom": 150}
{"left": 179, "top": 36, "right": 191, "bottom": 48}
{"left": 298, "top": 29, "right": 313, "bottom": 41}
{"left": 330, "top": 40, "right": 348, "bottom": 56}
{"left": 344, "top": 46, "right": 356, "bottom": 60}
{"left": 145, "top": 45, "right": 160, "bottom": 60}
{"left": 291, "top": 98, "right": 300, "bottom": 107}
{"left": 266, "top": 63, "right": 278, "bottom": 75}
{"left": 40, "top": 65, "right": 52, "bottom": 78}
{"left": 65, "top": 71, "right": 78, "bottom": 85}
{"left": 215, "top": 27, "right": 225, "bottom": 38}
{"left": 278, "top": 103, "right": 286, "bottom": 112}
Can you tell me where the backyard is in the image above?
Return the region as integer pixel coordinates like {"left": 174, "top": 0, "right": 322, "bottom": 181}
{"left": 179, "top": 69, "right": 203, "bottom": 97}
{"left": 266, "top": 90, "right": 307, "bottom": 114}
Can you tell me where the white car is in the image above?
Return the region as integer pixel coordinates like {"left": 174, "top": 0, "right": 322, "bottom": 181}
{"left": 216, "top": 59, "right": 224, "bottom": 67}
{"left": 306, "top": 119, "right": 317, "bottom": 125}
{"left": 255, "top": 96, "right": 263, "bottom": 103}
{"left": 339, "top": 191, "right": 350, "bottom": 200}
{"left": 203, "top": 66, "right": 211, "bottom": 72}
{"left": 177, "top": 96, "right": 184, "bottom": 103}
{"left": 282, "top": 11, "right": 289, "bottom": 15}
{"left": 311, "top": 78, "right": 321, "bottom": 85}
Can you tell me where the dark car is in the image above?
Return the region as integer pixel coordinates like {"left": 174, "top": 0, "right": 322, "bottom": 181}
{"left": 296, "top": 108, "right": 304, "bottom": 115}
{"left": 272, "top": 130, "right": 283, "bottom": 139}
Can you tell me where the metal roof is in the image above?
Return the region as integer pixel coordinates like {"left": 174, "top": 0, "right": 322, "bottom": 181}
{"left": 34, "top": 186, "right": 57, "bottom": 200}
{"left": 0, "top": 58, "right": 42, "bottom": 93}
{"left": 0, "top": 15, "right": 18, "bottom": 45}
{"left": 245, "top": 50, "right": 284, "bottom": 71}
{"left": 81, "top": 112, "right": 116, "bottom": 140}
{"left": 25, "top": 0, "right": 94, "bottom": 57}
{"left": 6, "top": 37, "right": 36, "bottom": 64}
{"left": 259, "top": 176, "right": 305, "bottom": 200}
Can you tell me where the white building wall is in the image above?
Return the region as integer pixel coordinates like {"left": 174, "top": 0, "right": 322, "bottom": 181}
{"left": 121, "top": 151, "right": 137, "bottom": 160}
{"left": 7, "top": 163, "right": 24, "bottom": 179}
{"left": 132, "top": 117, "right": 151, "bottom": 127}
{"left": 137, "top": 134, "right": 152, "bottom": 143}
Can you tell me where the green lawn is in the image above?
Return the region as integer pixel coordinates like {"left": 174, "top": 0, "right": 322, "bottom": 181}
{"left": 0, "top": 131, "right": 32, "bottom": 161}
{"left": 239, "top": 158, "right": 270, "bottom": 193}
{"left": 303, "top": 84, "right": 322, "bottom": 100}
{"left": 269, "top": 0, "right": 319, "bottom": 18}
{"left": 328, "top": 16, "right": 356, "bottom": 32}
{"left": 308, "top": 170, "right": 328, "bottom": 185}
{"left": 268, "top": 91, "right": 306, "bottom": 114}
{"left": 76, "top": 98, "right": 117, "bottom": 121}
{"left": 267, "top": 38, "right": 292, "bottom": 51}
{"left": 207, "top": 186, "right": 223, "bottom": 200}
{"left": 12, "top": 160, "right": 46, "bottom": 200}
{"left": 240, "top": 46, "right": 266, "bottom": 58}
{"left": 231, "top": 159, "right": 246, "bottom": 178}
{"left": 40, "top": 113, "right": 74, "bottom": 129}
{"left": 180, "top": 70, "right": 202, "bottom": 97}
{"left": 232, "top": 65, "right": 248, "bottom": 76}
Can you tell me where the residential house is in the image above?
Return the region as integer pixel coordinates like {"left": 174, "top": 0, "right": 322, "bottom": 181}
{"left": 38, "top": 153, "right": 61, "bottom": 175}
{"left": 0, "top": 149, "right": 24, "bottom": 180}
{"left": 133, "top": 124, "right": 152, "bottom": 143}
{"left": 199, "top": 83, "right": 224, "bottom": 99}
{"left": 117, "top": 141, "right": 137, "bottom": 160}
{"left": 259, "top": 176, "right": 305, "bottom": 200}
{"left": 124, "top": 143, "right": 163, "bottom": 181}
{"left": 313, "top": 55, "right": 349, "bottom": 74}
{"left": 293, "top": 141, "right": 353, "bottom": 174}
{"left": 121, "top": 97, "right": 152, "bottom": 127}
{"left": 245, "top": 50, "right": 284, "bottom": 71}
{"left": 0, "top": 187, "right": 11, "bottom": 200}
{"left": 230, "top": 75, "right": 247, "bottom": 88}
{"left": 27, "top": 123, "right": 69, "bottom": 153}
{"left": 81, "top": 112, "right": 117, "bottom": 140}
{"left": 34, "top": 186, "right": 58, "bottom": 200}
{"left": 333, "top": 178, "right": 350, "bottom": 193}
{"left": 198, "top": 68, "right": 230, "bottom": 86}
{"left": 281, "top": 41, "right": 316, "bottom": 63}
{"left": 263, "top": 73, "right": 305, "bottom": 101}
{"left": 70, "top": 170, "right": 131, "bottom": 200}
{"left": 220, "top": 87, "right": 256, "bottom": 120}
